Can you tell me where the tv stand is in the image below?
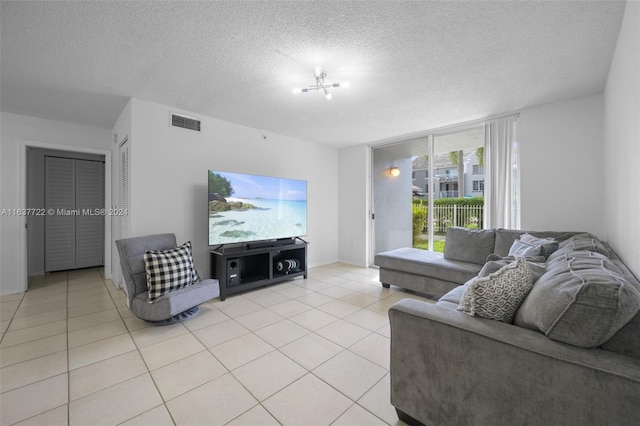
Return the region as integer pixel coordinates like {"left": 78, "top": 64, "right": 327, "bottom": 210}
{"left": 210, "top": 241, "right": 308, "bottom": 300}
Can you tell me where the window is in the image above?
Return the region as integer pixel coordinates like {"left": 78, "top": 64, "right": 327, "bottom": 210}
{"left": 473, "top": 180, "right": 484, "bottom": 192}
{"left": 371, "top": 116, "right": 518, "bottom": 262}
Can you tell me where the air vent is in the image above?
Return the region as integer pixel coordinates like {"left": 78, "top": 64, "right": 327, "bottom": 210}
{"left": 171, "top": 113, "right": 201, "bottom": 132}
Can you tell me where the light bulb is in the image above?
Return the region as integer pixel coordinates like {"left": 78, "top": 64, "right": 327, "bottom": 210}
{"left": 292, "top": 87, "right": 302, "bottom": 94}
{"left": 326, "top": 92, "right": 332, "bottom": 100}
{"left": 341, "top": 81, "right": 351, "bottom": 88}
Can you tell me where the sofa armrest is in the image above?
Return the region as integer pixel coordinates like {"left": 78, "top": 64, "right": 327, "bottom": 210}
{"left": 389, "top": 299, "right": 640, "bottom": 426}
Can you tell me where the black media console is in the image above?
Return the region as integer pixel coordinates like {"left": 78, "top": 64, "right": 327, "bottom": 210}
{"left": 210, "top": 240, "right": 308, "bottom": 301}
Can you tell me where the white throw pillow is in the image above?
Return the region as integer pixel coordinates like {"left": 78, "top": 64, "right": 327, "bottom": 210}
{"left": 458, "top": 257, "right": 534, "bottom": 323}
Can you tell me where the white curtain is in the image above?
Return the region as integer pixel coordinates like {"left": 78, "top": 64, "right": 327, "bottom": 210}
{"left": 484, "top": 116, "right": 520, "bottom": 229}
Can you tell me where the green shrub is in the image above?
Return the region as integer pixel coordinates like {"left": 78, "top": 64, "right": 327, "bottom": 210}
{"left": 412, "top": 197, "right": 484, "bottom": 207}
{"left": 412, "top": 197, "right": 484, "bottom": 229}
{"left": 412, "top": 204, "right": 427, "bottom": 245}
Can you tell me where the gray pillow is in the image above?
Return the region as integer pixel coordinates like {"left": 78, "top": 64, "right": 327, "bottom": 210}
{"left": 514, "top": 258, "right": 640, "bottom": 348}
{"left": 519, "top": 233, "right": 559, "bottom": 257}
{"left": 444, "top": 227, "right": 495, "bottom": 265}
{"left": 508, "top": 239, "right": 543, "bottom": 257}
{"left": 458, "top": 257, "right": 534, "bottom": 323}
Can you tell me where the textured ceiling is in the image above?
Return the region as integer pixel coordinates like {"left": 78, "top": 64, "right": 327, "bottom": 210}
{"left": 0, "top": 1, "right": 626, "bottom": 148}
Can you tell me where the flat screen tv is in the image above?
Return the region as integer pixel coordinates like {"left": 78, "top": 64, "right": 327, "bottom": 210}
{"left": 208, "top": 170, "right": 307, "bottom": 246}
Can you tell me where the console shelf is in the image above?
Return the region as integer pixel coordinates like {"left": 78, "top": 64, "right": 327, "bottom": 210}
{"left": 210, "top": 241, "right": 308, "bottom": 301}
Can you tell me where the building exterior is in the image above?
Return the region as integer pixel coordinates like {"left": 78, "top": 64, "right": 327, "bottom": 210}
{"left": 412, "top": 150, "right": 484, "bottom": 199}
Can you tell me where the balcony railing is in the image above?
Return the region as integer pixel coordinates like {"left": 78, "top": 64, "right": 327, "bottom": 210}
{"left": 421, "top": 204, "right": 483, "bottom": 233}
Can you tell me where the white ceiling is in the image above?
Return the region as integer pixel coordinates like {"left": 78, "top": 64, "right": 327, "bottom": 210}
{"left": 0, "top": 1, "right": 626, "bottom": 148}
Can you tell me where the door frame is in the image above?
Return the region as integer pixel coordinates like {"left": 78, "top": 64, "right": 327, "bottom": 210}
{"left": 368, "top": 146, "right": 375, "bottom": 267}
{"left": 18, "top": 139, "right": 112, "bottom": 292}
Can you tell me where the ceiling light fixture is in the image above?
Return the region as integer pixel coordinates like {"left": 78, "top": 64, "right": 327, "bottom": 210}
{"left": 292, "top": 65, "right": 350, "bottom": 100}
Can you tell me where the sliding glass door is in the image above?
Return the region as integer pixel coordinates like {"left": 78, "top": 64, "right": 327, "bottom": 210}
{"left": 371, "top": 126, "right": 485, "bottom": 260}
{"left": 426, "top": 127, "right": 485, "bottom": 252}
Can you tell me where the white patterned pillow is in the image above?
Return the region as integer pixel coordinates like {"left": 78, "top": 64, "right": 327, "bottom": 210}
{"left": 144, "top": 241, "right": 197, "bottom": 301}
{"left": 458, "top": 257, "right": 534, "bottom": 323}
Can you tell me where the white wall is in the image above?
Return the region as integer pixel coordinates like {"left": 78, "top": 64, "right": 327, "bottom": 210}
{"left": 338, "top": 144, "right": 370, "bottom": 267}
{"left": 0, "top": 112, "right": 112, "bottom": 295}
{"left": 121, "top": 99, "right": 339, "bottom": 279}
{"left": 518, "top": 94, "right": 604, "bottom": 236}
{"left": 604, "top": 0, "right": 640, "bottom": 277}
{"left": 372, "top": 149, "right": 413, "bottom": 255}
{"left": 110, "top": 99, "right": 133, "bottom": 289}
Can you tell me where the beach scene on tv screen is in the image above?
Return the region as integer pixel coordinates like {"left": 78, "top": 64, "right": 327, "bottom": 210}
{"left": 208, "top": 171, "right": 307, "bottom": 245}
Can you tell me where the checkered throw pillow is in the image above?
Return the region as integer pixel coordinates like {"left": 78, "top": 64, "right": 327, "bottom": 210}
{"left": 144, "top": 241, "right": 198, "bottom": 301}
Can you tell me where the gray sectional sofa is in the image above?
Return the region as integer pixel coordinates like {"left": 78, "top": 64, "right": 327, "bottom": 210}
{"left": 377, "top": 228, "right": 640, "bottom": 426}
{"left": 375, "top": 227, "right": 579, "bottom": 298}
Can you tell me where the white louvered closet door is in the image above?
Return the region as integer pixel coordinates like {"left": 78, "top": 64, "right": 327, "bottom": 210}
{"left": 45, "top": 156, "right": 105, "bottom": 272}
{"left": 45, "top": 156, "right": 76, "bottom": 271}
{"left": 75, "top": 160, "right": 105, "bottom": 268}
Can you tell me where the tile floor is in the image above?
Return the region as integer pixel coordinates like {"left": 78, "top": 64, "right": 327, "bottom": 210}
{"left": 0, "top": 263, "right": 435, "bottom": 425}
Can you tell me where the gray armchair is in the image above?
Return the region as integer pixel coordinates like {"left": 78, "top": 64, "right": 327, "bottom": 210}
{"left": 116, "top": 233, "right": 220, "bottom": 325}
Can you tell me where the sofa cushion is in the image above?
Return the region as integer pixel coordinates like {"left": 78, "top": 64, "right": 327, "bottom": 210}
{"left": 458, "top": 257, "right": 534, "bottom": 323}
{"left": 438, "top": 282, "right": 469, "bottom": 305}
{"left": 546, "top": 250, "right": 622, "bottom": 274}
{"left": 444, "top": 227, "right": 495, "bottom": 266}
{"left": 144, "top": 241, "right": 197, "bottom": 301}
{"left": 515, "top": 256, "right": 640, "bottom": 348}
{"left": 494, "top": 229, "right": 581, "bottom": 258}
{"left": 548, "top": 233, "right": 611, "bottom": 262}
{"left": 601, "top": 312, "right": 640, "bottom": 359}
